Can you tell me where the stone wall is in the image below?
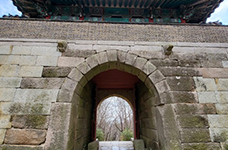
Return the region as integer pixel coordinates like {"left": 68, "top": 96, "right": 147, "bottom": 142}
{"left": 0, "top": 19, "right": 228, "bottom": 43}
{"left": 0, "top": 20, "right": 228, "bottom": 149}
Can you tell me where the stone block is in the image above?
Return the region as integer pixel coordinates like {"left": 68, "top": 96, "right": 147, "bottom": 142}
{"left": 217, "top": 79, "right": 228, "bottom": 91}
{"left": 21, "top": 78, "right": 64, "bottom": 89}
{"left": 0, "top": 102, "right": 52, "bottom": 115}
{"left": 137, "top": 71, "right": 147, "bottom": 82}
{"left": 216, "top": 104, "right": 228, "bottom": 114}
{"left": 198, "top": 92, "right": 217, "bottom": 103}
{"left": 177, "top": 115, "right": 208, "bottom": 128}
{"left": 150, "top": 59, "right": 179, "bottom": 67}
{"left": 166, "top": 77, "right": 195, "bottom": 91}
{"left": 57, "top": 88, "right": 74, "bottom": 102}
{"left": 0, "top": 129, "right": 6, "bottom": 144}
{"left": 93, "top": 45, "right": 130, "bottom": 52}
{"left": 68, "top": 44, "right": 93, "bottom": 50}
{"left": 174, "top": 104, "right": 216, "bottom": 114}
{"left": 129, "top": 50, "right": 163, "bottom": 59}
{"left": 217, "top": 92, "right": 228, "bottom": 103}
{"left": 125, "top": 53, "right": 137, "bottom": 66}
{"left": 209, "top": 128, "right": 228, "bottom": 142}
{"left": 198, "top": 68, "right": 228, "bottom": 78}
{"left": 180, "top": 129, "right": 210, "bottom": 143}
{"left": 0, "top": 88, "right": 16, "bottom": 101}
{"left": 49, "top": 103, "right": 71, "bottom": 132}
{"left": 117, "top": 50, "right": 127, "bottom": 63}
{"left": 133, "top": 139, "right": 145, "bottom": 150}
{"left": 36, "top": 56, "right": 58, "bottom": 66}
{"left": 58, "top": 57, "right": 84, "bottom": 67}
{"left": 208, "top": 115, "right": 228, "bottom": 128}
{"left": 0, "top": 45, "right": 11, "bottom": 54}
{"left": 63, "top": 49, "right": 96, "bottom": 58}
{"left": 12, "top": 45, "right": 32, "bottom": 55}
{"left": 8, "top": 55, "right": 36, "bottom": 66}
{"left": 181, "top": 143, "right": 220, "bottom": 150}
{"left": 19, "top": 66, "right": 43, "bottom": 77}
{"left": 148, "top": 70, "right": 165, "bottom": 85}
{"left": 0, "top": 65, "right": 19, "bottom": 77}
{"left": 133, "top": 57, "right": 147, "bottom": 70}
{"left": 88, "top": 141, "right": 99, "bottom": 150}
{"left": 68, "top": 68, "right": 84, "bottom": 82}
{"left": 223, "top": 61, "right": 228, "bottom": 68}
{"left": 31, "top": 46, "right": 60, "bottom": 56}
{"left": 76, "top": 62, "right": 91, "bottom": 75}
{"left": 171, "top": 91, "right": 197, "bottom": 103}
{"left": 14, "top": 89, "right": 59, "bottom": 103}
{"left": 155, "top": 80, "right": 170, "bottom": 94}
{"left": 0, "top": 115, "right": 11, "bottom": 128}
{"left": 159, "top": 67, "right": 201, "bottom": 76}
{"left": 200, "top": 53, "right": 227, "bottom": 68}
{"left": 0, "top": 55, "right": 8, "bottom": 64}
{"left": 0, "top": 145, "right": 43, "bottom": 150}
{"left": 4, "top": 129, "right": 46, "bottom": 145}
{"left": 106, "top": 50, "right": 117, "bottom": 62}
{"left": 0, "top": 77, "right": 21, "bottom": 88}
{"left": 97, "top": 52, "right": 108, "bottom": 64}
{"left": 42, "top": 67, "right": 71, "bottom": 77}
{"left": 142, "top": 61, "right": 156, "bottom": 75}
{"left": 11, "top": 115, "right": 49, "bottom": 129}
{"left": 194, "top": 77, "right": 216, "bottom": 92}
{"left": 86, "top": 55, "right": 99, "bottom": 69}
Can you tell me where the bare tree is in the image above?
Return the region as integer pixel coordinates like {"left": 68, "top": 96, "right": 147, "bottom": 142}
{"left": 96, "top": 96, "right": 133, "bottom": 141}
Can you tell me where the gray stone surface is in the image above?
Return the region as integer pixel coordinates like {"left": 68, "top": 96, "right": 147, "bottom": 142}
{"left": 42, "top": 67, "right": 71, "bottom": 77}
{"left": 4, "top": 129, "right": 46, "bottom": 145}
{"left": 21, "top": 78, "right": 64, "bottom": 89}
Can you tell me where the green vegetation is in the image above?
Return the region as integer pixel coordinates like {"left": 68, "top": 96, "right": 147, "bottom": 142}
{"left": 120, "top": 128, "right": 133, "bottom": 141}
{"left": 96, "top": 128, "right": 104, "bottom": 141}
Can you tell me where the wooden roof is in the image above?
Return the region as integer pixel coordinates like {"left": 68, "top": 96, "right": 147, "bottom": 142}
{"left": 12, "top": 0, "right": 223, "bottom": 23}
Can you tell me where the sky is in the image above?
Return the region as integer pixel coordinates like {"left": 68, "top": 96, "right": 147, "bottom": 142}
{"left": 0, "top": 0, "right": 228, "bottom": 25}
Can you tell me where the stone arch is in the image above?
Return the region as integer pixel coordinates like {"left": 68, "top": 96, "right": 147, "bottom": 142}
{"left": 46, "top": 50, "right": 181, "bottom": 150}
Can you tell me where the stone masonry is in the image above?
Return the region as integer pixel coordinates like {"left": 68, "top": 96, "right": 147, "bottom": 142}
{"left": 0, "top": 19, "right": 228, "bottom": 150}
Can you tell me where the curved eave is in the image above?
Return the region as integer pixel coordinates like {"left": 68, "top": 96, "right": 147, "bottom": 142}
{"left": 12, "top": 0, "right": 224, "bottom": 23}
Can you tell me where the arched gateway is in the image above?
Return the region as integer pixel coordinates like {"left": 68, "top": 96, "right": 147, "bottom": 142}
{"left": 44, "top": 50, "right": 180, "bottom": 150}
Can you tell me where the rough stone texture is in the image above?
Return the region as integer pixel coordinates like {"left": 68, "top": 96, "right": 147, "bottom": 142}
{"left": 194, "top": 77, "right": 216, "bottom": 92}
{"left": 11, "top": 115, "right": 49, "bottom": 129}
{"left": 208, "top": 115, "right": 228, "bottom": 128}
{"left": 88, "top": 141, "right": 99, "bottom": 150}
{"left": 181, "top": 143, "right": 221, "bottom": 150}
{"left": 14, "top": 89, "right": 59, "bottom": 103}
{"left": 199, "top": 68, "right": 228, "bottom": 78}
{"left": 45, "top": 103, "right": 72, "bottom": 150}
{"left": 133, "top": 139, "right": 145, "bottom": 150}
{"left": 7, "top": 55, "right": 36, "bottom": 66}
{"left": 0, "top": 77, "right": 21, "bottom": 88}
{"left": 217, "top": 79, "right": 228, "bottom": 91}
{"left": 216, "top": 92, "right": 228, "bottom": 103}
{"left": 209, "top": 128, "right": 228, "bottom": 142}
{"left": 0, "top": 65, "right": 19, "bottom": 77}
{"left": 0, "top": 115, "right": 11, "bottom": 128}
{"left": 4, "top": 129, "right": 46, "bottom": 145}
{"left": 21, "top": 78, "right": 64, "bottom": 89}
{"left": 0, "top": 129, "right": 6, "bottom": 144}
{"left": 1, "top": 20, "right": 228, "bottom": 43}
{"left": 0, "top": 102, "right": 52, "bottom": 115}
{"left": 0, "top": 145, "right": 44, "bottom": 150}
{"left": 36, "top": 56, "right": 58, "bottom": 66}
{"left": 198, "top": 92, "right": 217, "bottom": 103}
{"left": 58, "top": 57, "right": 84, "bottom": 67}
{"left": 180, "top": 129, "right": 211, "bottom": 143}
{"left": 177, "top": 115, "right": 208, "bottom": 128}
{"left": 174, "top": 104, "right": 216, "bottom": 114}
{"left": 171, "top": 91, "right": 197, "bottom": 103}
{"left": 166, "top": 77, "right": 195, "bottom": 91}
{"left": 159, "top": 67, "right": 201, "bottom": 77}
{"left": 42, "top": 67, "right": 71, "bottom": 77}
{"left": 0, "top": 88, "right": 16, "bottom": 102}
{"left": 19, "top": 66, "right": 43, "bottom": 77}
{"left": 215, "top": 104, "right": 228, "bottom": 114}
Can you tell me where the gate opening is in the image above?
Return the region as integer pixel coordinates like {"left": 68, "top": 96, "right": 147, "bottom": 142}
{"left": 96, "top": 96, "right": 134, "bottom": 141}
